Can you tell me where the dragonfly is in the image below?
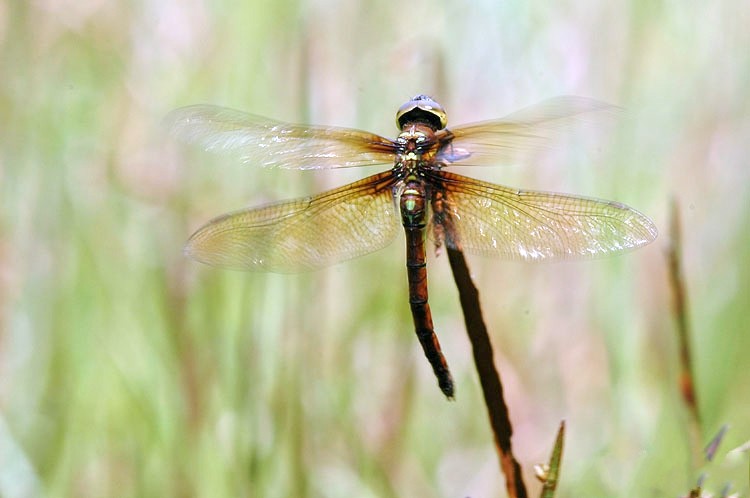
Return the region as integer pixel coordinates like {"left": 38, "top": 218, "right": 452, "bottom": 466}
{"left": 167, "top": 95, "right": 658, "bottom": 398}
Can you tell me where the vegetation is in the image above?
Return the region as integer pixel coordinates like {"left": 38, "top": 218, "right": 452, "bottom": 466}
{"left": 1, "top": 1, "right": 749, "bottom": 496}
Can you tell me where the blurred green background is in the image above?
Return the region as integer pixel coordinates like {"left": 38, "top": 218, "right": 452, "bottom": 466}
{"left": 1, "top": 1, "right": 749, "bottom": 497}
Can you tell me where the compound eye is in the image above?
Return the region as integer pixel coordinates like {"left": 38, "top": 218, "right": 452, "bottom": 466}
{"left": 396, "top": 95, "right": 448, "bottom": 130}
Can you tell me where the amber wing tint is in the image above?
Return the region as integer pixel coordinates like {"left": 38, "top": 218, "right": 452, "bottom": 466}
{"left": 184, "top": 171, "right": 401, "bottom": 272}
{"left": 437, "top": 96, "right": 617, "bottom": 166}
{"left": 427, "top": 170, "right": 657, "bottom": 260}
{"left": 166, "top": 105, "right": 397, "bottom": 170}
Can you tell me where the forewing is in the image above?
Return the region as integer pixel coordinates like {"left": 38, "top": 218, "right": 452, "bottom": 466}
{"left": 166, "top": 105, "right": 397, "bottom": 170}
{"left": 437, "top": 96, "right": 618, "bottom": 166}
{"left": 427, "top": 171, "right": 657, "bottom": 260}
{"left": 185, "top": 172, "right": 401, "bottom": 272}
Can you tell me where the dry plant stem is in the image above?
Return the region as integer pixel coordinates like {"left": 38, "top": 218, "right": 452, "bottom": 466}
{"left": 667, "top": 199, "right": 699, "bottom": 421}
{"left": 447, "top": 247, "right": 527, "bottom": 498}
{"left": 667, "top": 199, "right": 701, "bottom": 464}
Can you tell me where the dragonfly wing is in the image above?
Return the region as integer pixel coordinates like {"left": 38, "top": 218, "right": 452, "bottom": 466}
{"left": 427, "top": 170, "right": 657, "bottom": 260}
{"left": 437, "top": 96, "right": 618, "bottom": 166}
{"left": 166, "top": 105, "right": 397, "bottom": 170}
{"left": 185, "top": 172, "right": 401, "bottom": 272}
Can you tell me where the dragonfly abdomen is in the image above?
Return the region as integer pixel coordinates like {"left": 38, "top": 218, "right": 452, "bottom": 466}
{"left": 400, "top": 180, "right": 454, "bottom": 398}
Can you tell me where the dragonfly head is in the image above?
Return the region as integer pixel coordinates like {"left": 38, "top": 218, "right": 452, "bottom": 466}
{"left": 396, "top": 95, "right": 448, "bottom": 131}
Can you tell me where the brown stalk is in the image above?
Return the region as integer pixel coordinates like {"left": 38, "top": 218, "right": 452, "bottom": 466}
{"left": 446, "top": 246, "right": 527, "bottom": 498}
{"left": 667, "top": 198, "right": 699, "bottom": 421}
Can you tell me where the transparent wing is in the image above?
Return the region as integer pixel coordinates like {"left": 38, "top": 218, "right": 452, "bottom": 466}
{"left": 427, "top": 170, "right": 657, "bottom": 260}
{"left": 185, "top": 172, "right": 401, "bottom": 272}
{"left": 166, "top": 105, "right": 397, "bottom": 170}
{"left": 437, "top": 96, "right": 618, "bottom": 166}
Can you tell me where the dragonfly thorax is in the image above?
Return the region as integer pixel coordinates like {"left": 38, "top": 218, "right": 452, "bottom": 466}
{"left": 395, "top": 124, "right": 441, "bottom": 171}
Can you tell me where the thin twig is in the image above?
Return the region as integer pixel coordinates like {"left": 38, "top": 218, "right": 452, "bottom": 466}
{"left": 447, "top": 247, "right": 527, "bottom": 498}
